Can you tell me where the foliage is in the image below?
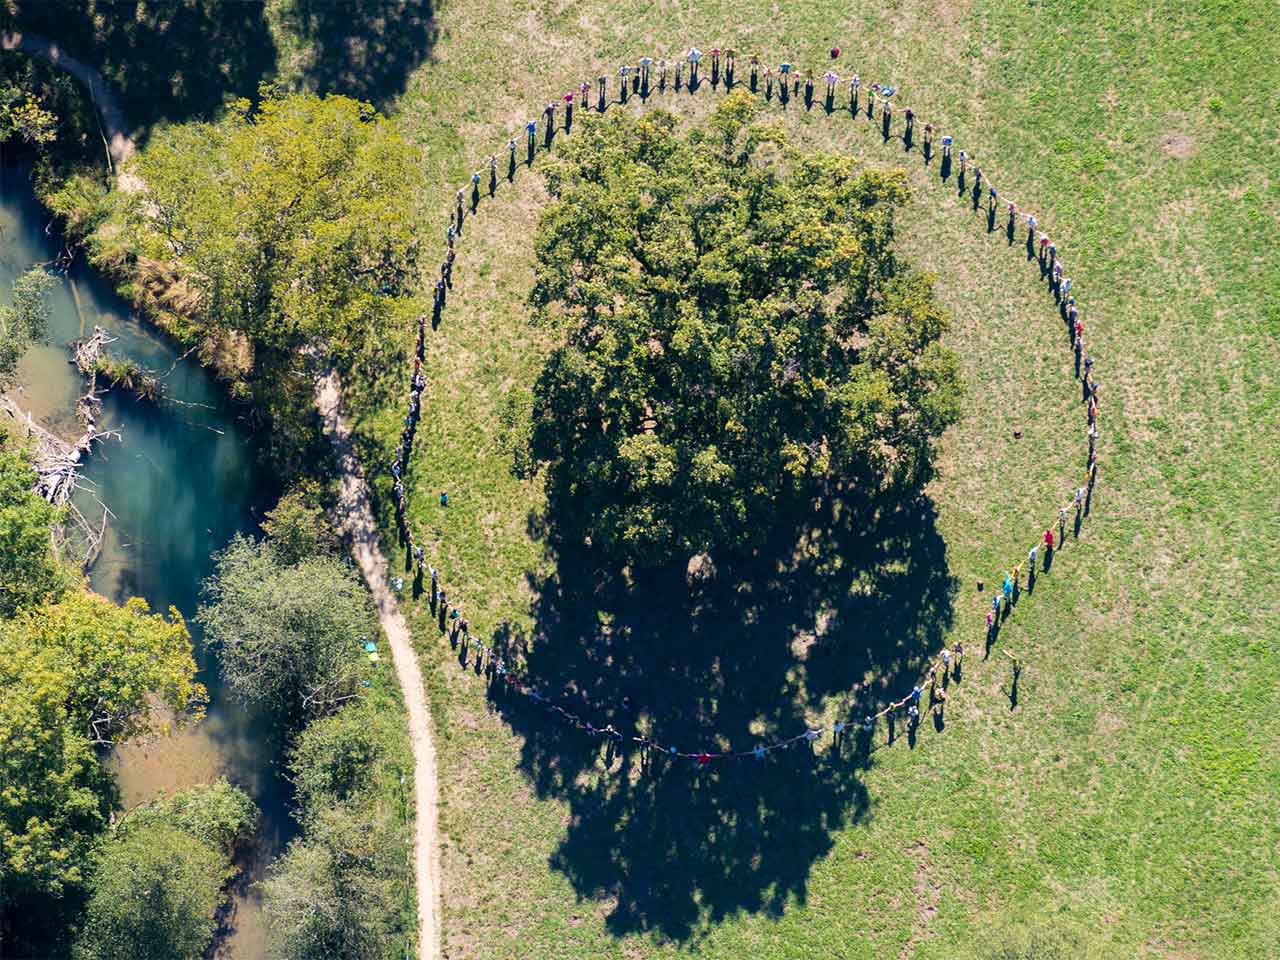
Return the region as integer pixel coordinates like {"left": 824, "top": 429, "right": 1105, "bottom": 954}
{"left": 526, "top": 94, "right": 963, "bottom": 564}
{"left": 71, "top": 824, "right": 226, "bottom": 960}
{"left": 261, "top": 480, "right": 337, "bottom": 566}
{"left": 93, "top": 353, "right": 163, "bottom": 402}
{"left": 129, "top": 90, "right": 424, "bottom": 366}
{"left": 262, "top": 695, "right": 413, "bottom": 960}
{"left": 0, "top": 267, "right": 56, "bottom": 391}
{"left": 0, "top": 89, "right": 56, "bottom": 146}
{"left": 198, "top": 535, "right": 373, "bottom": 722}
{"left": 0, "top": 641, "right": 112, "bottom": 904}
{"left": 4, "top": 590, "right": 205, "bottom": 746}
{"left": 288, "top": 695, "right": 406, "bottom": 819}
{"left": 115, "top": 778, "right": 257, "bottom": 855}
{"left": 0, "top": 49, "right": 100, "bottom": 175}
{"left": 0, "top": 444, "right": 69, "bottom": 617}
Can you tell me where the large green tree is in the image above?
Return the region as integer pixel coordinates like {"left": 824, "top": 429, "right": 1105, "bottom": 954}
{"left": 0, "top": 642, "right": 112, "bottom": 904}
{"left": 9, "top": 590, "right": 205, "bottom": 746}
{"left": 198, "top": 536, "right": 373, "bottom": 721}
{"left": 262, "top": 696, "right": 412, "bottom": 960}
{"left": 0, "top": 590, "right": 202, "bottom": 909}
{"left": 526, "top": 93, "right": 963, "bottom": 565}
{"left": 130, "top": 90, "right": 423, "bottom": 363}
{"left": 71, "top": 824, "right": 225, "bottom": 960}
{"left": 72, "top": 780, "right": 257, "bottom": 960}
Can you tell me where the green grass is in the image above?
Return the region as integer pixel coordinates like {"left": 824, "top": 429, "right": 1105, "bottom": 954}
{"left": 339, "top": 0, "right": 1280, "bottom": 957}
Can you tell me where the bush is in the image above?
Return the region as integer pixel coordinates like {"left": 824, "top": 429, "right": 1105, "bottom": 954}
{"left": 73, "top": 825, "right": 226, "bottom": 960}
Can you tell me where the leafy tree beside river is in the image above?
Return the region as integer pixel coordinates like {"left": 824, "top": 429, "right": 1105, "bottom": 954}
{"left": 0, "top": 441, "right": 213, "bottom": 952}
{"left": 118, "top": 91, "right": 426, "bottom": 468}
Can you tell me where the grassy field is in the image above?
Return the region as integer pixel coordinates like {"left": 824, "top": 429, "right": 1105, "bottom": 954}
{"left": 343, "top": 0, "right": 1280, "bottom": 957}
{"left": 14, "top": 0, "right": 1277, "bottom": 957}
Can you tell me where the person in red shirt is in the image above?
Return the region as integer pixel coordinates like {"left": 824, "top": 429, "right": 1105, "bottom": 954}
{"left": 1044, "top": 528, "right": 1054, "bottom": 552}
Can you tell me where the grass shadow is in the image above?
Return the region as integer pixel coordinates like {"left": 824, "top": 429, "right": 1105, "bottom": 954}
{"left": 267, "top": 0, "right": 437, "bottom": 108}
{"left": 486, "top": 490, "right": 957, "bottom": 941}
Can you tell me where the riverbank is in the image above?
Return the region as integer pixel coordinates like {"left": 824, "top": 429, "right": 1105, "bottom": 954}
{"left": 2, "top": 33, "right": 434, "bottom": 959}
{"left": 1, "top": 159, "right": 288, "bottom": 958}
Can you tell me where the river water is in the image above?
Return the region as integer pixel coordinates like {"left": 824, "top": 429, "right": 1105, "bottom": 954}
{"left": 1, "top": 163, "right": 287, "bottom": 958}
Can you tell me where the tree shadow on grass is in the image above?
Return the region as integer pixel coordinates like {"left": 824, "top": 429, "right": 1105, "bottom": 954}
{"left": 11, "top": 0, "right": 278, "bottom": 136}
{"left": 487, "top": 490, "right": 957, "bottom": 941}
{"left": 268, "top": 0, "right": 437, "bottom": 109}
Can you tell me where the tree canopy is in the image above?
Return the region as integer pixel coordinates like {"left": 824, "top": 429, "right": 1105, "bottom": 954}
{"left": 130, "top": 90, "right": 424, "bottom": 365}
{"left": 72, "top": 779, "right": 257, "bottom": 960}
{"left": 260, "top": 481, "right": 337, "bottom": 566}
{"left": 0, "top": 267, "right": 55, "bottom": 391}
{"left": 0, "top": 589, "right": 202, "bottom": 907}
{"left": 72, "top": 824, "right": 226, "bottom": 960}
{"left": 0, "top": 638, "right": 112, "bottom": 903}
{"left": 0, "top": 445, "right": 68, "bottom": 617}
{"left": 6, "top": 590, "right": 205, "bottom": 746}
{"left": 262, "top": 695, "right": 413, "bottom": 960}
{"left": 525, "top": 93, "right": 963, "bottom": 565}
{"left": 198, "top": 535, "right": 374, "bottom": 722}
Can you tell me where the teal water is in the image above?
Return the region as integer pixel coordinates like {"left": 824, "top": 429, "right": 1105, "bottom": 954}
{"left": 1, "top": 163, "right": 286, "bottom": 958}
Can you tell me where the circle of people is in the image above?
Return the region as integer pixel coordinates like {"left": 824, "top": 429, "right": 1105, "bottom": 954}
{"left": 382, "top": 45, "right": 1103, "bottom": 768}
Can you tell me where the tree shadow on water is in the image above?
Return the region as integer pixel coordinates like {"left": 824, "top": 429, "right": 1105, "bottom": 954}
{"left": 488, "top": 491, "right": 957, "bottom": 941}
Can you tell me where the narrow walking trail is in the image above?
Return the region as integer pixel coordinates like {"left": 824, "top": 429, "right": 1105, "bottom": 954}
{"left": 315, "top": 369, "right": 440, "bottom": 960}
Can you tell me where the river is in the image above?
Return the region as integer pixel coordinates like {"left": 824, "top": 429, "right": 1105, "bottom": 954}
{"left": 1, "top": 162, "right": 289, "bottom": 958}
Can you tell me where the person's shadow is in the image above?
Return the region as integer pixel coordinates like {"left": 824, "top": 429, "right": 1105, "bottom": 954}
{"left": 1004, "top": 662, "right": 1022, "bottom": 710}
{"left": 489, "top": 490, "right": 957, "bottom": 942}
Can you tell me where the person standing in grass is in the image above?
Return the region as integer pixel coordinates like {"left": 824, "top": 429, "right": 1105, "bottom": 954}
{"left": 1044, "top": 527, "right": 1055, "bottom": 554}
{"left": 922, "top": 120, "right": 933, "bottom": 156}
{"left": 1074, "top": 332, "right": 1084, "bottom": 376}
{"left": 849, "top": 74, "right": 860, "bottom": 113}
